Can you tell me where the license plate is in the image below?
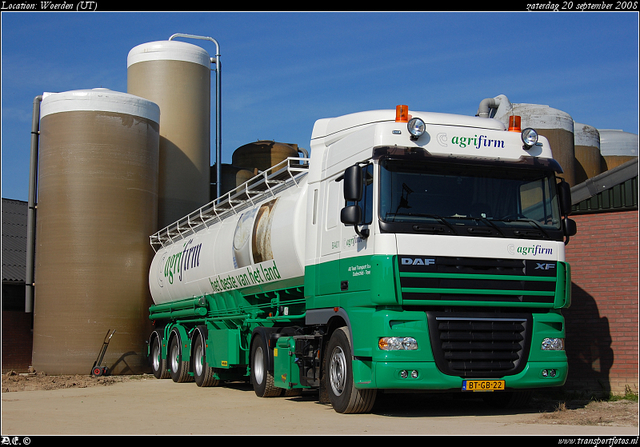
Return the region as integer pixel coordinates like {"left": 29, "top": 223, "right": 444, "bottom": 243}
{"left": 462, "top": 380, "right": 505, "bottom": 391}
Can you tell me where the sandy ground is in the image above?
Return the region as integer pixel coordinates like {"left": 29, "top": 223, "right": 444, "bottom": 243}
{"left": 1, "top": 372, "right": 638, "bottom": 436}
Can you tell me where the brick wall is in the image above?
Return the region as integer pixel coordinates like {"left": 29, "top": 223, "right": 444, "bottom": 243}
{"left": 564, "top": 209, "right": 638, "bottom": 396}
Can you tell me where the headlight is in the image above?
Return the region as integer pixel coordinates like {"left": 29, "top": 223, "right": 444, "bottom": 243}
{"left": 541, "top": 337, "right": 565, "bottom": 351}
{"left": 407, "top": 117, "right": 426, "bottom": 140}
{"left": 378, "top": 337, "right": 418, "bottom": 351}
{"left": 521, "top": 127, "right": 539, "bottom": 149}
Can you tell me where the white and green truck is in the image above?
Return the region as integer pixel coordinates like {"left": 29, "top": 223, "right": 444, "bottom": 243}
{"left": 147, "top": 105, "right": 576, "bottom": 413}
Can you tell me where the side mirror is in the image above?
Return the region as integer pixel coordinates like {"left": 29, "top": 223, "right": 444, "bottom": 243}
{"left": 343, "top": 165, "right": 363, "bottom": 202}
{"left": 563, "top": 217, "right": 577, "bottom": 245}
{"left": 557, "top": 180, "right": 572, "bottom": 216}
{"left": 341, "top": 205, "right": 369, "bottom": 239}
{"left": 340, "top": 163, "right": 370, "bottom": 239}
{"left": 341, "top": 205, "right": 361, "bottom": 226}
{"left": 563, "top": 217, "right": 577, "bottom": 237}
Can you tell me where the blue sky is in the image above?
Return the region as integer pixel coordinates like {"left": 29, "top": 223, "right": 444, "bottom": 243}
{"left": 2, "top": 12, "right": 638, "bottom": 201}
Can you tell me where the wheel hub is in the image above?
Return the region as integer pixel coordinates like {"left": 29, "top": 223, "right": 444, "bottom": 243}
{"left": 329, "top": 346, "right": 347, "bottom": 396}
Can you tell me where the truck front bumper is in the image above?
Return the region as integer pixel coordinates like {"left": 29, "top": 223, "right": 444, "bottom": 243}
{"left": 354, "top": 358, "right": 568, "bottom": 391}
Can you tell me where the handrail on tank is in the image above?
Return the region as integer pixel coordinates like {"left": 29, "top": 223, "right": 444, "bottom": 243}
{"left": 149, "top": 156, "right": 310, "bottom": 251}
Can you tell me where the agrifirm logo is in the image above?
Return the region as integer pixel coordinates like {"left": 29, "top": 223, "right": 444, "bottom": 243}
{"left": 507, "top": 244, "right": 553, "bottom": 256}
{"left": 164, "top": 239, "right": 203, "bottom": 284}
{"left": 436, "top": 132, "right": 506, "bottom": 150}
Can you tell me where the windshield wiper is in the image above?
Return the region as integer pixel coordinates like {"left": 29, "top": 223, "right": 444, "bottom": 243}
{"left": 443, "top": 214, "right": 506, "bottom": 237}
{"left": 471, "top": 216, "right": 506, "bottom": 237}
{"left": 499, "top": 217, "right": 551, "bottom": 239}
{"left": 394, "top": 212, "right": 457, "bottom": 233}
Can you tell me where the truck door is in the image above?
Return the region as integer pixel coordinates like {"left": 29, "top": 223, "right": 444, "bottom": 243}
{"left": 339, "top": 163, "right": 374, "bottom": 293}
{"left": 314, "top": 175, "right": 343, "bottom": 295}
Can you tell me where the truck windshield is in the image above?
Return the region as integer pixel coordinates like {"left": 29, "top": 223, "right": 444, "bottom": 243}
{"left": 379, "top": 158, "right": 563, "bottom": 240}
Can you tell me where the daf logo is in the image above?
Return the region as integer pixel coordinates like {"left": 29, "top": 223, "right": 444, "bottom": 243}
{"left": 401, "top": 257, "right": 436, "bottom": 266}
{"left": 535, "top": 263, "right": 556, "bottom": 270}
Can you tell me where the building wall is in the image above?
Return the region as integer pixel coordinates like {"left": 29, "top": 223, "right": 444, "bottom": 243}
{"left": 2, "top": 284, "right": 33, "bottom": 373}
{"left": 2, "top": 198, "right": 32, "bottom": 373}
{"left": 564, "top": 209, "right": 638, "bottom": 396}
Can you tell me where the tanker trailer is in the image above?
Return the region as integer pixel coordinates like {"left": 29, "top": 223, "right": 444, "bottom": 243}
{"left": 148, "top": 106, "right": 575, "bottom": 414}
{"left": 148, "top": 158, "right": 310, "bottom": 386}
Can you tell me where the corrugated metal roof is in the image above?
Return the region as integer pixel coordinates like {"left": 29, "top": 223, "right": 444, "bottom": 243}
{"left": 571, "top": 158, "right": 638, "bottom": 215}
{"left": 2, "top": 198, "right": 28, "bottom": 282}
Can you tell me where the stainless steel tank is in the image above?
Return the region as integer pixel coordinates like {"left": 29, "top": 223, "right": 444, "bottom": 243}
{"left": 127, "top": 40, "right": 212, "bottom": 227}
{"left": 32, "top": 88, "right": 160, "bottom": 375}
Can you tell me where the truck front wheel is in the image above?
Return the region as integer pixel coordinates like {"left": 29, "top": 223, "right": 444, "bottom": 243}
{"left": 325, "top": 327, "right": 376, "bottom": 414}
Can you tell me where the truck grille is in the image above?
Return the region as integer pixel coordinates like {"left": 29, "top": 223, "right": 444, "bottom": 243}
{"left": 426, "top": 312, "right": 532, "bottom": 378}
{"left": 398, "top": 256, "right": 557, "bottom": 306}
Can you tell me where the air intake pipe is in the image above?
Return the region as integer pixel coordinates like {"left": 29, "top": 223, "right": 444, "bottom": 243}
{"left": 476, "top": 94, "right": 511, "bottom": 118}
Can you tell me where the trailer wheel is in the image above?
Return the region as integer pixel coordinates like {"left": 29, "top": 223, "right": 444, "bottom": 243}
{"left": 168, "top": 333, "right": 192, "bottom": 383}
{"left": 250, "top": 333, "right": 282, "bottom": 397}
{"left": 325, "top": 327, "right": 376, "bottom": 414}
{"left": 149, "top": 331, "right": 170, "bottom": 380}
{"left": 192, "top": 332, "right": 220, "bottom": 387}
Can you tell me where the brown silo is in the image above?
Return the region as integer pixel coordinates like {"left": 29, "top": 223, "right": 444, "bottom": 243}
{"left": 32, "top": 89, "right": 159, "bottom": 375}
{"left": 574, "top": 122, "right": 602, "bottom": 184}
{"left": 598, "top": 129, "right": 639, "bottom": 171}
{"left": 510, "top": 104, "right": 577, "bottom": 186}
{"left": 127, "top": 40, "right": 212, "bottom": 228}
{"left": 210, "top": 164, "right": 256, "bottom": 198}
{"left": 232, "top": 140, "right": 300, "bottom": 173}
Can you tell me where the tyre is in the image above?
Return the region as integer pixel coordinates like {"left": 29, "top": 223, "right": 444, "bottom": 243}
{"left": 149, "top": 331, "right": 170, "bottom": 379}
{"left": 250, "top": 333, "right": 282, "bottom": 397}
{"left": 168, "top": 332, "right": 193, "bottom": 383}
{"left": 325, "top": 327, "right": 376, "bottom": 414}
{"left": 192, "top": 331, "right": 220, "bottom": 387}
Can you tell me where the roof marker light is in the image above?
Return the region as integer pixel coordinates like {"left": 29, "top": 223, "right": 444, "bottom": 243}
{"left": 508, "top": 115, "right": 521, "bottom": 132}
{"left": 395, "top": 105, "right": 409, "bottom": 123}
